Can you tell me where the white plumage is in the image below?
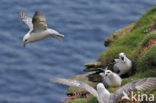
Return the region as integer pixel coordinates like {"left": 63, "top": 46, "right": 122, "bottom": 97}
{"left": 113, "top": 52, "right": 132, "bottom": 76}
{"left": 19, "top": 11, "right": 64, "bottom": 47}
{"left": 52, "top": 77, "right": 156, "bottom": 103}
{"left": 100, "top": 68, "right": 122, "bottom": 87}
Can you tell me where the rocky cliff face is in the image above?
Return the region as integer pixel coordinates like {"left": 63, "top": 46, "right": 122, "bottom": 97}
{"left": 66, "top": 7, "right": 156, "bottom": 103}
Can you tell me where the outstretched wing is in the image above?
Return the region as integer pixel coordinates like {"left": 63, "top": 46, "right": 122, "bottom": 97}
{"left": 114, "top": 78, "right": 156, "bottom": 99}
{"left": 18, "top": 12, "right": 33, "bottom": 30}
{"left": 32, "top": 11, "right": 47, "bottom": 32}
{"left": 52, "top": 78, "right": 98, "bottom": 98}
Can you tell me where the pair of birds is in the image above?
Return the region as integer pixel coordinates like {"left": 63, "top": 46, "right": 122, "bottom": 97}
{"left": 19, "top": 11, "right": 64, "bottom": 47}
{"left": 99, "top": 52, "right": 132, "bottom": 88}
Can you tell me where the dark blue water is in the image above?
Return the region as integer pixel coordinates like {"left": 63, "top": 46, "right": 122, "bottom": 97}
{"left": 0, "top": 0, "right": 155, "bottom": 103}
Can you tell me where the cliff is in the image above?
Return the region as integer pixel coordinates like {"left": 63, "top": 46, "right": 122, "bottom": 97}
{"left": 65, "top": 7, "right": 156, "bottom": 103}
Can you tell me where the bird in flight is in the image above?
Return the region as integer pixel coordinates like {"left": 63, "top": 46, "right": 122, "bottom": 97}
{"left": 19, "top": 11, "right": 64, "bottom": 47}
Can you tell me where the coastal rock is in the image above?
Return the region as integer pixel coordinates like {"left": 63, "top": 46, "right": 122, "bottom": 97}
{"left": 87, "top": 72, "right": 102, "bottom": 82}
{"left": 84, "top": 62, "right": 102, "bottom": 67}
{"left": 83, "top": 62, "right": 104, "bottom": 72}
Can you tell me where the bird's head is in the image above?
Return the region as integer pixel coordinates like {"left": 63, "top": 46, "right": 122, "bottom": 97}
{"left": 119, "top": 52, "right": 126, "bottom": 61}
{"left": 104, "top": 70, "right": 113, "bottom": 77}
{"left": 23, "top": 35, "right": 30, "bottom": 47}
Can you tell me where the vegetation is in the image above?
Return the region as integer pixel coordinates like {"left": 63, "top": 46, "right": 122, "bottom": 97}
{"left": 68, "top": 7, "right": 156, "bottom": 103}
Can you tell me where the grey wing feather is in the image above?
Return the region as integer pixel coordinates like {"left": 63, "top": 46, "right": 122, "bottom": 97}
{"left": 52, "top": 78, "right": 98, "bottom": 98}
{"left": 114, "top": 59, "right": 120, "bottom": 63}
{"left": 114, "top": 78, "right": 156, "bottom": 99}
{"left": 32, "top": 11, "right": 47, "bottom": 32}
{"left": 18, "top": 12, "right": 33, "bottom": 29}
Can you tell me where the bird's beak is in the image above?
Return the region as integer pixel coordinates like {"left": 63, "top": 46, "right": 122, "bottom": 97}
{"left": 121, "top": 56, "right": 124, "bottom": 61}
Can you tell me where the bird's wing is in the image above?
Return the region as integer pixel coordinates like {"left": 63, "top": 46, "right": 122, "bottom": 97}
{"left": 114, "top": 78, "right": 156, "bottom": 99}
{"left": 32, "top": 11, "right": 47, "bottom": 32}
{"left": 52, "top": 78, "right": 98, "bottom": 98}
{"left": 114, "top": 59, "right": 120, "bottom": 63}
{"left": 113, "top": 63, "right": 120, "bottom": 73}
{"left": 18, "top": 12, "right": 33, "bottom": 29}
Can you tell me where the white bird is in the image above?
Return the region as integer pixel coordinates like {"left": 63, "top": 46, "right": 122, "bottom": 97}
{"left": 113, "top": 52, "right": 132, "bottom": 76}
{"left": 52, "top": 77, "right": 156, "bottom": 103}
{"left": 100, "top": 67, "right": 122, "bottom": 87}
{"left": 19, "top": 11, "right": 64, "bottom": 47}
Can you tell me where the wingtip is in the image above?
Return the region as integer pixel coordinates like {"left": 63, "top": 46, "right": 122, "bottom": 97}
{"left": 51, "top": 78, "right": 60, "bottom": 83}
{"left": 62, "top": 34, "right": 64, "bottom": 38}
{"left": 51, "top": 78, "right": 56, "bottom": 82}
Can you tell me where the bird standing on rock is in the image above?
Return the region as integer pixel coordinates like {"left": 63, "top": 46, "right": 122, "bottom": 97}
{"left": 19, "top": 11, "right": 64, "bottom": 47}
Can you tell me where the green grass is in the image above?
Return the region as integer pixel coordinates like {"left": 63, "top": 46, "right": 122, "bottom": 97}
{"left": 141, "top": 30, "right": 156, "bottom": 46}
{"left": 136, "top": 45, "right": 156, "bottom": 71}
{"left": 132, "top": 30, "right": 156, "bottom": 72}
{"left": 134, "top": 30, "right": 156, "bottom": 54}
{"left": 68, "top": 7, "right": 156, "bottom": 103}
{"left": 98, "top": 7, "right": 156, "bottom": 71}
{"left": 68, "top": 96, "right": 98, "bottom": 103}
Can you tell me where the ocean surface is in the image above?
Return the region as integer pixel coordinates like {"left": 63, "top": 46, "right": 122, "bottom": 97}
{"left": 0, "top": 0, "right": 155, "bottom": 103}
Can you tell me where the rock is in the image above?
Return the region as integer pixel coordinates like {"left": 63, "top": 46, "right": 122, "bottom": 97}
{"left": 84, "top": 62, "right": 104, "bottom": 72}
{"left": 104, "top": 22, "right": 136, "bottom": 47}
{"left": 66, "top": 73, "right": 98, "bottom": 96}
{"left": 84, "top": 62, "right": 102, "bottom": 67}
{"left": 87, "top": 72, "right": 102, "bottom": 82}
